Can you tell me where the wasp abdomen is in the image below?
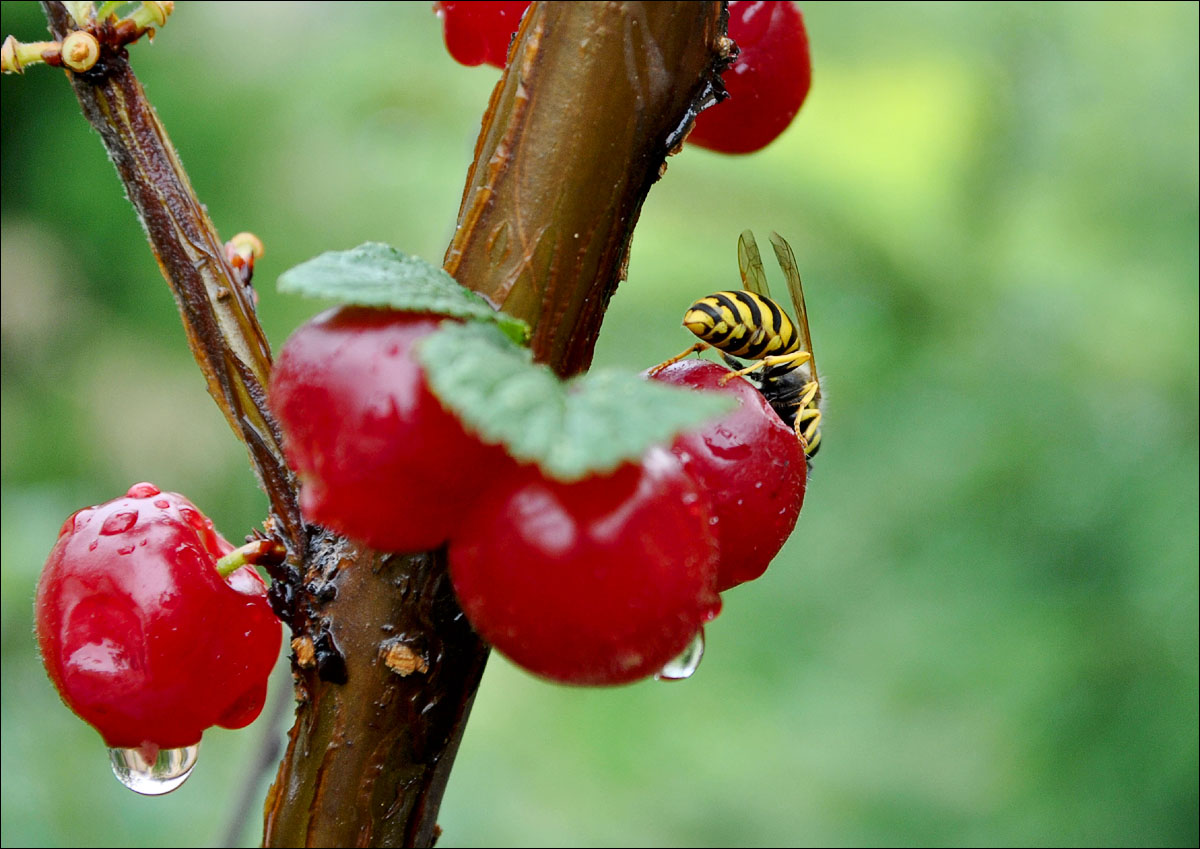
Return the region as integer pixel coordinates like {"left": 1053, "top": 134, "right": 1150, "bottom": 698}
{"left": 682, "top": 290, "right": 800, "bottom": 360}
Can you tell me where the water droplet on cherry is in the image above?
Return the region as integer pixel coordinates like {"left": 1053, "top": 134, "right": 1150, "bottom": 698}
{"left": 58, "top": 514, "right": 78, "bottom": 537}
{"left": 107, "top": 742, "right": 199, "bottom": 795}
{"left": 177, "top": 507, "right": 210, "bottom": 532}
{"left": 100, "top": 511, "right": 138, "bottom": 535}
{"left": 654, "top": 629, "right": 705, "bottom": 682}
{"left": 126, "top": 482, "right": 161, "bottom": 498}
{"left": 703, "top": 426, "right": 751, "bottom": 460}
{"left": 154, "top": 499, "right": 170, "bottom": 509}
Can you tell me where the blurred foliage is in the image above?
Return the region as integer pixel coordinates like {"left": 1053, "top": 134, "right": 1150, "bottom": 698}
{"left": 2, "top": 1, "right": 1196, "bottom": 846}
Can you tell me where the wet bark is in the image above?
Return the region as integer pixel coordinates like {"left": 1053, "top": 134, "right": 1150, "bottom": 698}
{"left": 446, "top": 1, "right": 731, "bottom": 376}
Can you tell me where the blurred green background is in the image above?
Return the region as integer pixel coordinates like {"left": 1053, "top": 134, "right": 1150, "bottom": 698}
{"left": 2, "top": 2, "right": 1196, "bottom": 846}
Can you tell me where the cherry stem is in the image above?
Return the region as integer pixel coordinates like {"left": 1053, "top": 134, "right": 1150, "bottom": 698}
{"left": 215, "top": 540, "right": 287, "bottom": 579}
{"left": 123, "top": 1, "right": 174, "bottom": 32}
{"left": 94, "top": 2, "right": 123, "bottom": 21}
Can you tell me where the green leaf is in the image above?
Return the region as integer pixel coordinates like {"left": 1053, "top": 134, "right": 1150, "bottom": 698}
{"left": 277, "top": 242, "right": 529, "bottom": 345}
{"left": 418, "top": 323, "right": 738, "bottom": 481}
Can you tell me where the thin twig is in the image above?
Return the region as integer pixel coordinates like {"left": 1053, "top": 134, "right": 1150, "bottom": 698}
{"left": 41, "top": 1, "right": 302, "bottom": 556}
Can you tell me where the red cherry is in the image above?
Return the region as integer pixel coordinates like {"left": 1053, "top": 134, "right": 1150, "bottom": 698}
{"left": 649, "top": 359, "right": 806, "bottom": 591}
{"left": 433, "top": 1, "right": 530, "bottom": 68}
{"left": 690, "top": 1, "right": 812, "bottom": 154}
{"left": 448, "top": 448, "right": 721, "bottom": 686}
{"left": 35, "top": 483, "right": 281, "bottom": 750}
{"left": 270, "top": 307, "right": 504, "bottom": 552}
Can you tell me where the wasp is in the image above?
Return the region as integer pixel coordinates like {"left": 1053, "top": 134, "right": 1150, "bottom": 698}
{"left": 652, "top": 230, "right": 823, "bottom": 459}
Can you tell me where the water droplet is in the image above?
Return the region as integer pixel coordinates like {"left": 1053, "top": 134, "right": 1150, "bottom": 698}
{"left": 703, "top": 426, "right": 750, "bottom": 460}
{"left": 58, "top": 513, "right": 79, "bottom": 537}
{"left": 117, "top": 544, "right": 135, "bottom": 555}
{"left": 655, "top": 629, "right": 705, "bottom": 682}
{"left": 153, "top": 499, "right": 170, "bottom": 509}
{"left": 178, "top": 507, "right": 210, "bottom": 532}
{"left": 100, "top": 511, "right": 138, "bottom": 535}
{"left": 88, "top": 541, "right": 98, "bottom": 552}
{"left": 126, "top": 482, "right": 161, "bottom": 498}
{"left": 108, "top": 743, "right": 199, "bottom": 795}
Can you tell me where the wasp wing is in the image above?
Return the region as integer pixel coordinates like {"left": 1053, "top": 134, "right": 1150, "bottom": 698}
{"left": 737, "top": 230, "right": 771, "bottom": 299}
{"left": 769, "top": 231, "right": 819, "bottom": 395}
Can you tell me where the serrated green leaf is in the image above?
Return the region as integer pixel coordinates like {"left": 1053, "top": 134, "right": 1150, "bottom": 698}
{"left": 277, "top": 243, "right": 529, "bottom": 345}
{"left": 418, "top": 323, "right": 738, "bottom": 481}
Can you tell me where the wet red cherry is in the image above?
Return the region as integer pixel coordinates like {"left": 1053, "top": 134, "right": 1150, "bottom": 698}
{"left": 448, "top": 448, "right": 721, "bottom": 686}
{"left": 690, "top": 1, "right": 812, "bottom": 154}
{"left": 650, "top": 359, "right": 806, "bottom": 591}
{"left": 434, "top": 1, "right": 530, "bottom": 68}
{"left": 35, "top": 483, "right": 281, "bottom": 750}
{"left": 270, "top": 307, "right": 505, "bottom": 552}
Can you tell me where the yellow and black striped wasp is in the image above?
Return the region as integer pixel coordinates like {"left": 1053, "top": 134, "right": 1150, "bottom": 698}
{"left": 652, "top": 230, "right": 823, "bottom": 460}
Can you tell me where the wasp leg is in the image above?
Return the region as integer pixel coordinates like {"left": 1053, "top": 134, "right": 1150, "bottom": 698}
{"left": 797, "top": 406, "right": 821, "bottom": 456}
{"left": 718, "top": 349, "right": 811, "bottom": 384}
{"left": 647, "top": 341, "right": 710, "bottom": 376}
{"left": 796, "top": 378, "right": 819, "bottom": 410}
{"left": 793, "top": 380, "right": 821, "bottom": 456}
{"left": 717, "top": 351, "right": 746, "bottom": 372}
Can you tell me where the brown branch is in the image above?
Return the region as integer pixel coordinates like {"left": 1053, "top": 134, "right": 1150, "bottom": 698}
{"left": 41, "top": 1, "right": 302, "bottom": 551}
{"left": 263, "top": 531, "right": 486, "bottom": 848}
{"left": 446, "top": 1, "right": 731, "bottom": 376}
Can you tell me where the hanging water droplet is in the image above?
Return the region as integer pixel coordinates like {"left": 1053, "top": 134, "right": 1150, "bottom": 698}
{"left": 107, "top": 743, "right": 199, "bottom": 795}
{"left": 655, "top": 629, "right": 705, "bottom": 682}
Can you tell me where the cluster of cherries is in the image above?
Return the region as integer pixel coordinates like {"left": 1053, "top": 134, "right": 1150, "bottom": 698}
{"left": 35, "top": 306, "right": 807, "bottom": 789}
{"left": 268, "top": 308, "right": 806, "bottom": 685}
{"left": 33, "top": 305, "right": 807, "bottom": 792}
{"left": 434, "top": 0, "right": 812, "bottom": 153}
